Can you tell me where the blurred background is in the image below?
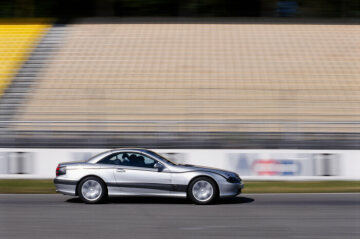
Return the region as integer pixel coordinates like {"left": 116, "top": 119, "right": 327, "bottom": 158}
{"left": 0, "top": 0, "right": 359, "bottom": 181}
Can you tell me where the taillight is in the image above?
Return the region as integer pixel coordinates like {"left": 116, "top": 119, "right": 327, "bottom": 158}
{"left": 56, "top": 164, "right": 66, "bottom": 176}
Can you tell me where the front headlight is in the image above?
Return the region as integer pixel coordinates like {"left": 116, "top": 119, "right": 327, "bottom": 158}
{"left": 227, "top": 177, "right": 240, "bottom": 183}
{"left": 224, "top": 172, "right": 241, "bottom": 183}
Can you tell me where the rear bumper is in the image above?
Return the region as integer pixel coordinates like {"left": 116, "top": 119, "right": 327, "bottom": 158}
{"left": 54, "top": 179, "right": 77, "bottom": 196}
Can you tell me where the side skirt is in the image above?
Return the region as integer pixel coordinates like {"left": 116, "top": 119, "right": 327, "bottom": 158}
{"left": 107, "top": 183, "right": 187, "bottom": 192}
{"left": 107, "top": 187, "right": 187, "bottom": 198}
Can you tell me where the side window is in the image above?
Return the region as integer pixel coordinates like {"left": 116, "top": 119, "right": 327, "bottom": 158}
{"left": 126, "top": 153, "right": 156, "bottom": 168}
{"left": 97, "top": 153, "right": 129, "bottom": 165}
{"left": 97, "top": 152, "right": 156, "bottom": 168}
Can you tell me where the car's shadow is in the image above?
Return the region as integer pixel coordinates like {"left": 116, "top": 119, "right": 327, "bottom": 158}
{"left": 66, "top": 196, "right": 254, "bottom": 205}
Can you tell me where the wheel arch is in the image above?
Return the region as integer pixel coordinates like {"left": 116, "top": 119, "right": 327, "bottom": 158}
{"left": 187, "top": 175, "right": 220, "bottom": 198}
{"left": 75, "top": 175, "right": 108, "bottom": 196}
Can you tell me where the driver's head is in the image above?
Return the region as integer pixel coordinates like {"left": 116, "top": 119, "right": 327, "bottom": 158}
{"left": 122, "top": 153, "right": 129, "bottom": 159}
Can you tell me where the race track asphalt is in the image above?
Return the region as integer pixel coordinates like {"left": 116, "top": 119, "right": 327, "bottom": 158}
{"left": 0, "top": 193, "right": 359, "bottom": 239}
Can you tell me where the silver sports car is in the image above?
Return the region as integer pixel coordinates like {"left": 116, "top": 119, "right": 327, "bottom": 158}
{"left": 54, "top": 148, "right": 244, "bottom": 204}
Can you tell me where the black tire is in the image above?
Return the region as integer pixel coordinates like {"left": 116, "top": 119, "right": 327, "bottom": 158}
{"left": 188, "top": 177, "right": 218, "bottom": 205}
{"left": 77, "top": 176, "right": 107, "bottom": 204}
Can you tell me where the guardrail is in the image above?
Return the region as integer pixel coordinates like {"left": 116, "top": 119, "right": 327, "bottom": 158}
{"left": 1, "top": 120, "right": 360, "bottom": 130}
{"left": 0, "top": 120, "right": 359, "bottom": 149}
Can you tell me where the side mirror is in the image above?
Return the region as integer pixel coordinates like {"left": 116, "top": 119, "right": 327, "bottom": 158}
{"left": 154, "top": 162, "right": 164, "bottom": 172}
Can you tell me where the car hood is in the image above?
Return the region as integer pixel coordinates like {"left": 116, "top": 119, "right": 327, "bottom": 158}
{"left": 175, "top": 164, "right": 236, "bottom": 177}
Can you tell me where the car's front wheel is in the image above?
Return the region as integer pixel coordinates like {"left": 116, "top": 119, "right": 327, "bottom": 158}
{"left": 78, "top": 176, "right": 107, "bottom": 204}
{"left": 188, "top": 177, "right": 218, "bottom": 205}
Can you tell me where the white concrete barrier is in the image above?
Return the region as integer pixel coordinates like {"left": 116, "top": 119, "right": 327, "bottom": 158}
{"left": 0, "top": 148, "right": 359, "bottom": 180}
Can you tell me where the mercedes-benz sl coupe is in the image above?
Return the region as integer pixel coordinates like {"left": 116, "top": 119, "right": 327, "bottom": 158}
{"left": 54, "top": 149, "right": 244, "bottom": 204}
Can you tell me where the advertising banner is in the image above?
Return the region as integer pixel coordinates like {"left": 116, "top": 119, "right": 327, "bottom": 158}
{"left": 0, "top": 148, "right": 358, "bottom": 180}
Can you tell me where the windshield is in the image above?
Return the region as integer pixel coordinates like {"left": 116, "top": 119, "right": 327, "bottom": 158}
{"left": 145, "top": 150, "right": 177, "bottom": 166}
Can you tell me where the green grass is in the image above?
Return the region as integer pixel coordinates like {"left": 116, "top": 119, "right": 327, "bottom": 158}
{"left": 244, "top": 181, "right": 360, "bottom": 193}
{"left": 0, "top": 180, "right": 55, "bottom": 194}
{"left": 0, "top": 180, "right": 359, "bottom": 194}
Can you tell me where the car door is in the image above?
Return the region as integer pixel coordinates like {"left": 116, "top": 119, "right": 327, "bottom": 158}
{"left": 113, "top": 152, "right": 172, "bottom": 195}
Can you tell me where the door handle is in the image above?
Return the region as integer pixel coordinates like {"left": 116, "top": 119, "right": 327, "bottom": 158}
{"left": 116, "top": 168, "right": 125, "bottom": 172}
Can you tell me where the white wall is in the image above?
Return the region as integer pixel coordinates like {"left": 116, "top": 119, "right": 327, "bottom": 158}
{"left": 0, "top": 148, "right": 359, "bottom": 180}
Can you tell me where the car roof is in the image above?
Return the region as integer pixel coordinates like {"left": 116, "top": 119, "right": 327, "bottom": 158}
{"left": 87, "top": 148, "right": 157, "bottom": 163}
{"left": 111, "top": 148, "right": 152, "bottom": 153}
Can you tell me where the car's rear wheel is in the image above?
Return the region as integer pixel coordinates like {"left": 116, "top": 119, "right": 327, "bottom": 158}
{"left": 78, "top": 177, "right": 107, "bottom": 204}
{"left": 188, "top": 177, "right": 218, "bottom": 205}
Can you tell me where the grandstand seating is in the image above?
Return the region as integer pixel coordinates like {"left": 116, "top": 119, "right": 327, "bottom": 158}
{"left": 8, "top": 19, "right": 360, "bottom": 133}
{"left": 0, "top": 19, "right": 50, "bottom": 96}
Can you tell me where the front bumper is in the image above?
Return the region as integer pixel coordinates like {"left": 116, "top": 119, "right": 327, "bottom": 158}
{"left": 219, "top": 181, "right": 244, "bottom": 198}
